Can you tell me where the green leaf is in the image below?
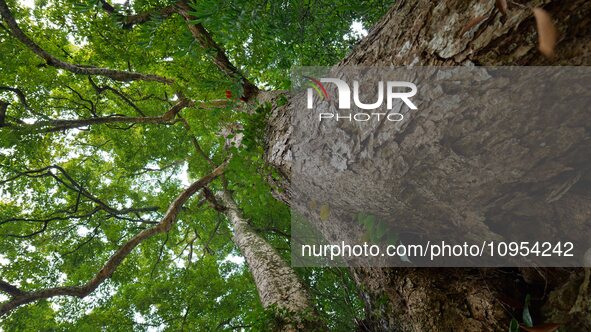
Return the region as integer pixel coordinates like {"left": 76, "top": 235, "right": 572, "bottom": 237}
{"left": 360, "top": 213, "right": 376, "bottom": 230}
{"left": 0, "top": 0, "right": 391, "bottom": 329}
{"left": 523, "top": 294, "right": 533, "bottom": 327}
{"left": 374, "top": 220, "right": 387, "bottom": 240}
{"left": 509, "top": 318, "right": 520, "bottom": 332}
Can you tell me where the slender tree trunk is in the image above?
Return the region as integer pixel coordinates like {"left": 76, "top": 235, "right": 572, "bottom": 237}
{"left": 218, "top": 190, "right": 319, "bottom": 330}
{"left": 263, "top": 0, "right": 591, "bottom": 330}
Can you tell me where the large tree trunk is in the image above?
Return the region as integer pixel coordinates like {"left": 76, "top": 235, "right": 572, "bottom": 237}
{"left": 263, "top": 0, "right": 591, "bottom": 331}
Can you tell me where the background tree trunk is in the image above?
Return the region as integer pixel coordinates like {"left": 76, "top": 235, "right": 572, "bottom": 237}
{"left": 263, "top": 0, "right": 591, "bottom": 330}
{"left": 218, "top": 190, "right": 318, "bottom": 330}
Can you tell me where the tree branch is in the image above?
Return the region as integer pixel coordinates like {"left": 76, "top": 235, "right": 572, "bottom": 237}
{"left": 176, "top": 3, "right": 259, "bottom": 101}
{"left": 0, "top": 100, "right": 7, "bottom": 126}
{"left": 98, "top": 0, "right": 116, "bottom": 14}
{"left": 88, "top": 77, "right": 145, "bottom": 116}
{"left": 0, "top": 164, "right": 158, "bottom": 227}
{"left": 0, "top": 86, "right": 29, "bottom": 110}
{"left": 1, "top": 208, "right": 99, "bottom": 239}
{"left": 0, "top": 280, "right": 24, "bottom": 297}
{"left": 98, "top": 0, "right": 258, "bottom": 99}
{"left": 99, "top": 0, "right": 181, "bottom": 29}
{"left": 202, "top": 187, "right": 226, "bottom": 212}
{"left": 5, "top": 95, "right": 194, "bottom": 132}
{"left": 0, "top": 0, "right": 173, "bottom": 84}
{"left": 0, "top": 160, "right": 228, "bottom": 317}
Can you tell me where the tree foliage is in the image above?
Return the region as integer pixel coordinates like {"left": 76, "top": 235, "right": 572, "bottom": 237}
{"left": 0, "top": 0, "right": 389, "bottom": 329}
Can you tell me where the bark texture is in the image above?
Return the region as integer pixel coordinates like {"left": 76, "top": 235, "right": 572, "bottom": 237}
{"left": 264, "top": 0, "right": 591, "bottom": 331}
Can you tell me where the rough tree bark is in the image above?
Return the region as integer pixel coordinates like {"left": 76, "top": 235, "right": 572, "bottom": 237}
{"left": 263, "top": 0, "right": 590, "bottom": 331}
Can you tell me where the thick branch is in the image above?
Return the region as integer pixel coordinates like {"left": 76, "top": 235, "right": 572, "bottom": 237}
{"left": 98, "top": 0, "right": 116, "bottom": 14}
{"left": 5, "top": 96, "right": 193, "bottom": 132}
{"left": 202, "top": 187, "right": 226, "bottom": 212}
{"left": 0, "top": 280, "right": 24, "bottom": 297}
{"left": 0, "top": 160, "right": 228, "bottom": 317}
{"left": 0, "top": 86, "right": 29, "bottom": 110}
{"left": 0, "top": 0, "right": 172, "bottom": 84}
{"left": 0, "top": 100, "right": 7, "bottom": 126}
{"left": 176, "top": 3, "right": 259, "bottom": 101}
{"left": 98, "top": 0, "right": 258, "bottom": 99}
{"left": 100, "top": 0, "right": 181, "bottom": 29}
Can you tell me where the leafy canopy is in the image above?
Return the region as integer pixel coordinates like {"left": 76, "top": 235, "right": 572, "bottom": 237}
{"left": 0, "top": 0, "right": 390, "bottom": 329}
